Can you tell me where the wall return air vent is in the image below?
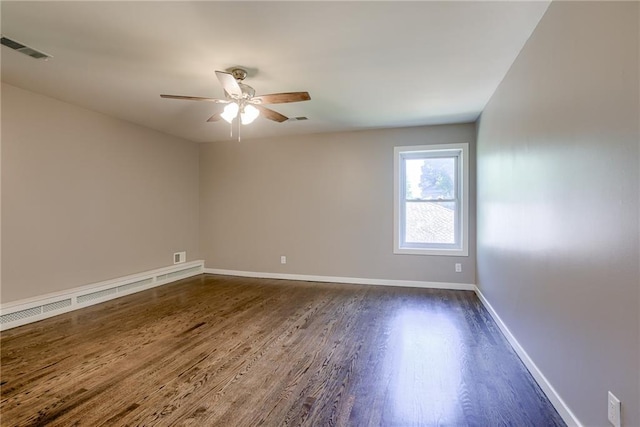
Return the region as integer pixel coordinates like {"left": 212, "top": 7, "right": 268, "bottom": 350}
{"left": 1, "top": 35, "right": 52, "bottom": 60}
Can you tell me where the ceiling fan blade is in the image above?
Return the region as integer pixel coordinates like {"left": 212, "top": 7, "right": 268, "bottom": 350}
{"left": 206, "top": 112, "right": 222, "bottom": 122}
{"left": 160, "top": 94, "right": 228, "bottom": 103}
{"left": 215, "top": 71, "right": 242, "bottom": 98}
{"left": 252, "top": 92, "right": 311, "bottom": 104}
{"left": 254, "top": 105, "right": 288, "bottom": 123}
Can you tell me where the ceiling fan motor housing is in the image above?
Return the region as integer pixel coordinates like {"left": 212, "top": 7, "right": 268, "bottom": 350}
{"left": 231, "top": 68, "right": 248, "bottom": 81}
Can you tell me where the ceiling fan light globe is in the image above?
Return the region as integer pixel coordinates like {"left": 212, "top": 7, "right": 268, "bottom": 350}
{"left": 241, "top": 104, "right": 260, "bottom": 125}
{"left": 221, "top": 102, "right": 239, "bottom": 123}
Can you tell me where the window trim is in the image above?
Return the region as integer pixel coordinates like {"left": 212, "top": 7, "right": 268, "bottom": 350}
{"left": 393, "top": 143, "right": 469, "bottom": 257}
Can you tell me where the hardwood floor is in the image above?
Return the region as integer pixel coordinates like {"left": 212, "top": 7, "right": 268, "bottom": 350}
{"left": 1, "top": 275, "right": 565, "bottom": 426}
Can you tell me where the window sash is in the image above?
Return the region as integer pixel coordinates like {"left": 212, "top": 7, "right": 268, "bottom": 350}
{"left": 400, "top": 200, "right": 460, "bottom": 248}
{"left": 394, "top": 144, "right": 468, "bottom": 256}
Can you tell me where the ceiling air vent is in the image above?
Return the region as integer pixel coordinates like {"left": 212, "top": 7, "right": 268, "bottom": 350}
{"left": 288, "top": 117, "right": 308, "bottom": 122}
{"left": 1, "top": 35, "right": 52, "bottom": 60}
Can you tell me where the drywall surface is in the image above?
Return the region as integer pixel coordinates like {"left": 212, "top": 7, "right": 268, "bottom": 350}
{"left": 200, "top": 124, "right": 476, "bottom": 284}
{"left": 476, "top": 2, "right": 639, "bottom": 425}
{"left": 1, "top": 83, "right": 200, "bottom": 303}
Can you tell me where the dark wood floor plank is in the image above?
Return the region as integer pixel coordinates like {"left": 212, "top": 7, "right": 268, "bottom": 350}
{"left": 1, "top": 275, "right": 565, "bottom": 426}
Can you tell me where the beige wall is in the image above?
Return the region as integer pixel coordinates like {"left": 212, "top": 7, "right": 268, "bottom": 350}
{"left": 1, "top": 80, "right": 3, "bottom": 298}
{"left": 200, "top": 124, "right": 476, "bottom": 284}
{"left": 477, "top": 2, "right": 639, "bottom": 426}
{"left": 1, "top": 83, "right": 200, "bottom": 303}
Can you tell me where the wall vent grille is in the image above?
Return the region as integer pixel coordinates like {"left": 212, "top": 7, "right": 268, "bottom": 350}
{"left": 42, "top": 299, "right": 72, "bottom": 313}
{"left": 1, "top": 35, "right": 51, "bottom": 60}
{"left": 167, "top": 266, "right": 201, "bottom": 279}
{"left": 77, "top": 287, "right": 118, "bottom": 304}
{"left": 118, "top": 278, "right": 153, "bottom": 293}
{"left": 1, "top": 307, "right": 42, "bottom": 324}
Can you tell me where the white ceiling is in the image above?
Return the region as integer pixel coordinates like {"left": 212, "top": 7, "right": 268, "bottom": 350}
{"left": 1, "top": 1, "right": 550, "bottom": 143}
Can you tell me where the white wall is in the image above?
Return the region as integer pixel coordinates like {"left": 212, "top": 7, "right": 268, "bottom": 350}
{"left": 476, "top": 2, "right": 639, "bottom": 425}
{"left": 1, "top": 83, "right": 201, "bottom": 303}
{"left": 200, "top": 124, "right": 476, "bottom": 285}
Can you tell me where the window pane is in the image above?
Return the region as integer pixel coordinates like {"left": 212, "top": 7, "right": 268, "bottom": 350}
{"left": 405, "top": 157, "right": 456, "bottom": 200}
{"left": 404, "top": 201, "right": 455, "bottom": 244}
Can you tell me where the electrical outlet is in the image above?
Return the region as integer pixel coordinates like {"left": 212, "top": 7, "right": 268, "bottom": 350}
{"left": 608, "top": 391, "right": 621, "bottom": 427}
{"left": 455, "top": 263, "right": 462, "bottom": 273}
{"left": 280, "top": 256, "right": 287, "bottom": 264}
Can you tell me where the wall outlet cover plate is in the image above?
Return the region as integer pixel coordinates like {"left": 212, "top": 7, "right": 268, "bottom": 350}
{"left": 608, "top": 391, "right": 621, "bottom": 427}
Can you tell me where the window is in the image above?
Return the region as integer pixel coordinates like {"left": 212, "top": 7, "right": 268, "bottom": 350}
{"left": 394, "top": 143, "right": 468, "bottom": 256}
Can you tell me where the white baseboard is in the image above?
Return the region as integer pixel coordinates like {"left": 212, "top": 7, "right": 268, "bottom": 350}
{"left": 0, "top": 260, "right": 205, "bottom": 331}
{"left": 204, "top": 268, "right": 476, "bottom": 291}
{"left": 474, "top": 286, "right": 582, "bottom": 427}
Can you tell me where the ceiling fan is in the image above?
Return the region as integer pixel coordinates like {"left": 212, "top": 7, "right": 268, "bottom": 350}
{"left": 160, "top": 68, "right": 310, "bottom": 127}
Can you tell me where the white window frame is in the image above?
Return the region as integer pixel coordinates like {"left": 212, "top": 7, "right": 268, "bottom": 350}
{"left": 394, "top": 143, "right": 469, "bottom": 256}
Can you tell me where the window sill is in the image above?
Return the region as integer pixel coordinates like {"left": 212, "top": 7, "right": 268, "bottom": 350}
{"left": 394, "top": 247, "right": 468, "bottom": 257}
